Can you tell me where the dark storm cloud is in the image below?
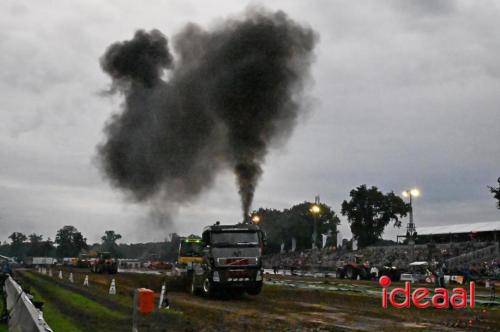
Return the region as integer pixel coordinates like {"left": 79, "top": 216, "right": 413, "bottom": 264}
{"left": 98, "top": 8, "right": 317, "bottom": 220}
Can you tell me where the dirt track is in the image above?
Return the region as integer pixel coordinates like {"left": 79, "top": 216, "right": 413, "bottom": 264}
{"left": 15, "top": 268, "right": 500, "bottom": 331}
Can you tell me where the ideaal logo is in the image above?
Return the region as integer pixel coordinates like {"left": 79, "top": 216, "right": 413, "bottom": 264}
{"left": 379, "top": 275, "right": 475, "bottom": 309}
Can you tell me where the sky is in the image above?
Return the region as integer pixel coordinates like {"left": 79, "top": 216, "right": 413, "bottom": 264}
{"left": 1, "top": 0, "right": 499, "bottom": 244}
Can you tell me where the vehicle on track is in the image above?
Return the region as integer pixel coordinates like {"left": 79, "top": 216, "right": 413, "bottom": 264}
{"left": 90, "top": 252, "right": 118, "bottom": 274}
{"left": 336, "top": 255, "right": 371, "bottom": 280}
{"left": 189, "top": 222, "right": 265, "bottom": 297}
{"left": 400, "top": 261, "right": 434, "bottom": 283}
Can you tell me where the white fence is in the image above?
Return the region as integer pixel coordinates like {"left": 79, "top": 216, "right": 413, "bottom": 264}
{"left": 3, "top": 275, "right": 53, "bottom": 332}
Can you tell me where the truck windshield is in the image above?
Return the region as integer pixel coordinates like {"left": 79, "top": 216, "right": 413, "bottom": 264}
{"left": 179, "top": 241, "right": 203, "bottom": 257}
{"left": 211, "top": 232, "right": 259, "bottom": 247}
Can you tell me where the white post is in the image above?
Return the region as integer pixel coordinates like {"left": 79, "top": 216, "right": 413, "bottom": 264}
{"left": 58, "top": 270, "right": 63, "bottom": 280}
{"left": 83, "top": 275, "right": 89, "bottom": 286}
{"left": 158, "top": 284, "right": 165, "bottom": 309}
{"left": 69, "top": 272, "right": 74, "bottom": 283}
{"left": 109, "top": 279, "right": 116, "bottom": 295}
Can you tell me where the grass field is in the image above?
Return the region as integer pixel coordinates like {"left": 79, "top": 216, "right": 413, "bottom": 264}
{"left": 14, "top": 268, "right": 500, "bottom": 331}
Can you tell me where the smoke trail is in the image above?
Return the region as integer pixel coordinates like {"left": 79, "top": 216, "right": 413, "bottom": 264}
{"left": 98, "top": 8, "right": 317, "bottom": 220}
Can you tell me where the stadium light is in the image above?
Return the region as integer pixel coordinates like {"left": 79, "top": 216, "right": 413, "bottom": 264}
{"left": 251, "top": 214, "right": 261, "bottom": 224}
{"left": 310, "top": 204, "right": 320, "bottom": 214}
{"left": 402, "top": 188, "right": 420, "bottom": 198}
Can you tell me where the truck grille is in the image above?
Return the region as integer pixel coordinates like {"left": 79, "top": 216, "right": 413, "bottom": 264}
{"left": 217, "top": 257, "right": 258, "bottom": 266}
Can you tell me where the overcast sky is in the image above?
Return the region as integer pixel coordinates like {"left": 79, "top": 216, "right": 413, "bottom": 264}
{"left": 1, "top": 0, "right": 499, "bottom": 244}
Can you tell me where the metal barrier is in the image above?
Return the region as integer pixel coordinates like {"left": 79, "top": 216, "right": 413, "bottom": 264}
{"left": 3, "top": 275, "right": 53, "bottom": 332}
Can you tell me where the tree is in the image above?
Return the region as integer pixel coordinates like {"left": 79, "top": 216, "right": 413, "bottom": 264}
{"left": 101, "top": 230, "right": 122, "bottom": 256}
{"left": 257, "top": 202, "right": 340, "bottom": 253}
{"left": 8, "top": 232, "right": 27, "bottom": 258}
{"left": 489, "top": 177, "right": 500, "bottom": 209}
{"left": 41, "top": 237, "right": 55, "bottom": 257}
{"left": 27, "top": 233, "right": 43, "bottom": 257}
{"left": 55, "top": 226, "right": 88, "bottom": 258}
{"left": 27, "top": 234, "right": 55, "bottom": 257}
{"left": 252, "top": 208, "right": 283, "bottom": 253}
{"left": 341, "top": 185, "right": 410, "bottom": 248}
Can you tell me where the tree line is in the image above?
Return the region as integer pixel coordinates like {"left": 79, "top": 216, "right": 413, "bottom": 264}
{"left": 0, "top": 224, "right": 187, "bottom": 263}
{"left": 2, "top": 180, "right": 499, "bottom": 259}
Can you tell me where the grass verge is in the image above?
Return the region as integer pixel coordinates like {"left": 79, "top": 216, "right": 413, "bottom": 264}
{"left": 28, "top": 287, "right": 83, "bottom": 332}
{"left": 23, "top": 272, "right": 125, "bottom": 319}
{"left": 20, "top": 271, "right": 193, "bottom": 332}
{"left": 0, "top": 291, "right": 7, "bottom": 332}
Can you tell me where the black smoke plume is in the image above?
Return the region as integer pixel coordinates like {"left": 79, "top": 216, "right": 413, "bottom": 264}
{"left": 98, "top": 8, "right": 317, "bottom": 221}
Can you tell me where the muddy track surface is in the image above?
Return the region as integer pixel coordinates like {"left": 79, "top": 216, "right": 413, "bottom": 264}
{"left": 16, "top": 269, "right": 500, "bottom": 332}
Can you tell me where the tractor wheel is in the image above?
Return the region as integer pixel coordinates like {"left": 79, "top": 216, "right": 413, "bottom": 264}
{"left": 190, "top": 274, "right": 201, "bottom": 296}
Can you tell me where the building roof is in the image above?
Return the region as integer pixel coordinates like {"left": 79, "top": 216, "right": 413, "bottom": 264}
{"left": 417, "top": 221, "right": 500, "bottom": 236}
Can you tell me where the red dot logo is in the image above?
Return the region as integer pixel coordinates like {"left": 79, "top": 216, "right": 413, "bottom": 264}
{"left": 379, "top": 275, "right": 391, "bottom": 287}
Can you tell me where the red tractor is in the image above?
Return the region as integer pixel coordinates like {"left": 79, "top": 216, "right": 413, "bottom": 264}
{"left": 336, "top": 255, "right": 371, "bottom": 280}
{"left": 90, "top": 252, "right": 118, "bottom": 274}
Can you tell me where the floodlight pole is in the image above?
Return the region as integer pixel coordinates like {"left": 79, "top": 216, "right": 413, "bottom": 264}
{"left": 311, "top": 195, "right": 320, "bottom": 249}
{"left": 403, "top": 190, "right": 418, "bottom": 262}
{"left": 408, "top": 193, "right": 416, "bottom": 239}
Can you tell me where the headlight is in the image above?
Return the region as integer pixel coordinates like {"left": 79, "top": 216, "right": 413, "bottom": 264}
{"left": 213, "top": 271, "right": 220, "bottom": 282}
{"left": 256, "top": 270, "right": 262, "bottom": 281}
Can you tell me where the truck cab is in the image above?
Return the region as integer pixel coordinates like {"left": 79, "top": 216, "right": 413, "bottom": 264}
{"left": 190, "top": 223, "right": 265, "bottom": 297}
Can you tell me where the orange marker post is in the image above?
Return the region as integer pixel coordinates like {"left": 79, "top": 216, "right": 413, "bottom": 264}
{"left": 137, "top": 288, "right": 154, "bottom": 315}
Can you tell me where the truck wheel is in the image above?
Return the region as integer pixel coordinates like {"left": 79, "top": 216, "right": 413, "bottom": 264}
{"left": 190, "top": 274, "right": 201, "bottom": 296}
{"left": 202, "top": 277, "right": 214, "bottom": 298}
